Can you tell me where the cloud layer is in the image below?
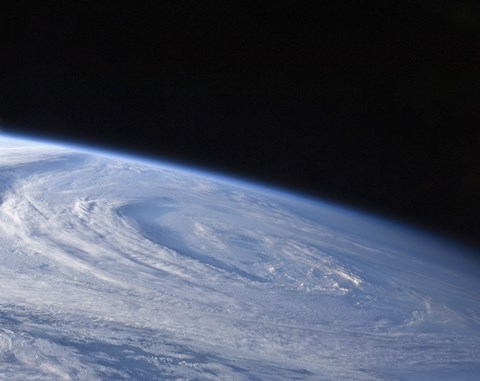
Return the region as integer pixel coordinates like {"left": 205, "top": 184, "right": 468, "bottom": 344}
{"left": 0, "top": 138, "right": 479, "bottom": 380}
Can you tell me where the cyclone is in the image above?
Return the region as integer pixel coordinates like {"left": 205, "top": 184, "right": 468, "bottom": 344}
{"left": 0, "top": 135, "right": 478, "bottom": 380}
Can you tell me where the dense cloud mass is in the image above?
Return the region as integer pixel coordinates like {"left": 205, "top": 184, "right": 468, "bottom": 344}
{"left": 0, "top": 136, "right": 479, "bottom": 380}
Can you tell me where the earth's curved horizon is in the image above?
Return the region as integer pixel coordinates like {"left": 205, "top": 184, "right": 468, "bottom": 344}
{"left": 0, "top": 133, "right": 479, "bottom": 380}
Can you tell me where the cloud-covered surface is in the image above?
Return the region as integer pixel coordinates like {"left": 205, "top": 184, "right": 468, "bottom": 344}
{"left": 0, "top": 137, "right": 479, "bottom": 380}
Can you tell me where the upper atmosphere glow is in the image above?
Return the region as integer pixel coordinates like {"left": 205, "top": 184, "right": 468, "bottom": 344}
{"left": 0, "top": 130, "right": 478, "bottom": 261}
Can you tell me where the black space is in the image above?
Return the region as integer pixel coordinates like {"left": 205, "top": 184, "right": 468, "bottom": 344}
{"left": 1, "top": 1, "right": 480, "bottom": 250}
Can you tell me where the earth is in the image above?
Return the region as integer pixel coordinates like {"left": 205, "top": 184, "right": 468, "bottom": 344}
{"left": 0, "top": 134, "right": 479, "bottom": 380}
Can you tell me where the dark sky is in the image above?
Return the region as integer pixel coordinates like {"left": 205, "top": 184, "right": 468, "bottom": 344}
{"left": 1, "top": 1, "right": 480, "bottom": 249}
